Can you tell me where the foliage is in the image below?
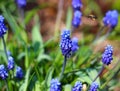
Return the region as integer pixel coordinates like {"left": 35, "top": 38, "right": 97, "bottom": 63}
{"left": 0, "top": 0, "right": 120, "bottom": 91}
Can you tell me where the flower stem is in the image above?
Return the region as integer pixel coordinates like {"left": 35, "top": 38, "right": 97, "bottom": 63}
{"left": 2, "top": 36, "right": 8, "bottom": 61}
{"left": 93, "top": 65, "right": 104, "bottom": 82}
{"left": 100, "top": 60, "right": 120, "bottom": 89}
{"left": 5, "top": 79, "right": 9, "bottom": 91}
{"left": 60, "top": 56, "right": 67, "bottom": 80}
{"left": 105, "top": 27, "right": 112, "bottom": 38}
{"left": 95, "top": 26, "right": 105, "bottom": 40}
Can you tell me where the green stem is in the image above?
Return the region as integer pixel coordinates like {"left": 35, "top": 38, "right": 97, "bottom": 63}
{"left": 18, "top": 7, "right": 25, "bottom": 29}
{"left": 2, "top": 36, "right": 8, "bottom": 61}
{"left": 92, "top": 28, "right": 112, "bottom": 46}
{"left": 100, "top": 65, "right": 120, "bottom": 89}
{"left": 60, "top": 56, "right": 67, "bottom": 80}
{"left": 5, "top": 79, "right": 9, "bottom": 91}
{"left": 64, "top": 68, "right": 86, "bottom": 75}
{"left": 93, "top": 65, "right": 104, "bottom": 82}
{"left": 95, "top": 26, "right": 105, "bottom": 40}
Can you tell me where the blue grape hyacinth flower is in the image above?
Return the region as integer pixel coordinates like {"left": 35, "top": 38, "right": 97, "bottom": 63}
{"left": 16, "top": 66, "right": 24, "bottom": 79}
{"left": 60, "top": 29, "right": 79, "bottom": 57}
{"left": 71, "top": 37, "right": 79, "bottom": 53}
{"left": 89, "top": 82, "right": 99, "bottom": 91}
{"left": 72, "top": 81, "right": 82, "bottom": 91}
{"left": 50, "top": 79, "right": 61, "bottom": 91}
{"left": 72, "top": 10, "right": 82, "bottom": 28}
{"left": 102, "top": 45, "right": 113, "bottom": 65}
{"left": 72, "top": 0, "right": 83, "bottom": 10}
{"left": 0, "top": 15, "right": 7, "bottom": 38}
{"left": 15, "top": 0, "right": 27, "bottom": 8}
{"left": 60, "top": 29, "right": 72, "bottom": 57}
{"left": 0, "top": 64, "right": 8, "bottom": 79}
{"left": 7, "top": 51, "right": 12, "bottom": 56}
{"left": 0, "top": 15, "right": 4, "bottom": 22}
{"left": 103, "top": 10, "right": 118, "bottom": 28}
{"left": 7, "top": 56, "right": 14, "bottom": 70}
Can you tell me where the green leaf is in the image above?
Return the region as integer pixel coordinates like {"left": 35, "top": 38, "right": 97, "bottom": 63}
{"left": 78, "top": 75, "right": 92, "bottom": 84}
{"left": 19, "top": 67, "right": 31, "bottom": 91}
{"left": 37, "top": 54, "right": 52, "bottom": 63}
{"left": 64, "top": 84, "right": 72, "bottom": 91}
{"left": 45, "top": 67, "right": 54, "bottom": 88}
{"left": 86, "top": 69, "right": 100, "bottom": 85}
{"left": 32, "top": 15, "right": 44, "bottom": 54}
{"left": 1, "top": 6, "right": 27, "bottom": 44}
{"left": 33, "top": 81, "right": 41, "bottom": 91}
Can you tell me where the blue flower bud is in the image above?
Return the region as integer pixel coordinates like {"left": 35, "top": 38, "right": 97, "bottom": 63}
{"left": 0, "top": 15, "right": 7, "bottom": 37}
{"left": 102, "top": 45, "right": 113, "bottom": 65}
{"left": 15, "top": 0, "right": 27, "bottom": 8}
{"left": 71, "top": 37, "right": 79, "bottom": 53}
{"left": 0, "top": 15, "right": 4, "bottom": 23}
{"left": 0, "top": 64, "right": 8, "bottom": 79}
{"left": 7, "top": 51, "right": 11, "bottom": 56}
{"left": 72, "top": 81, "right": 82, "bottom": 91}
{"left": 89, "top": 82, "right": 99, "bottom": 91}
{"left": 72, "top": 0, "right": 83, "bottom": 11}
{"left": 72, "top": 11, "right": 82, "bottom": 28}
{"left": 7, "top": 56, "right": 14, "bottom": 70}
{"left": 60, "top": 30, "right": 72, "bottom": 57}
{"left": 103, "top": 10, "right": 118, "bottom": 28}
{"left": 16, "top": 66, "right": 24, "bottom": 79}
{"left": 50, "top": 79, "right": 61, "bottom": 91}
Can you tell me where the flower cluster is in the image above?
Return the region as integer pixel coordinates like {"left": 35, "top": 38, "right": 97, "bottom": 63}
{"left": 15, "top": 0, "right": 27, "bottom": 8}
{"left": 0, "top": 51, "right": 24, "bottom": 79}
{"left": 0, "top": 65, "right": 8, "bottom": 79}
{"left": 102, "top": 45, "right": 113, "bottom": 65}
{"left": 16, "top": 66, "right": 24, "bottom": 79}
{"left": 0, "top": 15, "right": 7, "bottom": 38}
{"left": 71, "top": 37, "right": 79, "bottom": 52}
{"left": 72, "top": 0, "right": 83, "bottom": 10}
{"left": 89, "top": 82, "right": 99, "bottom": 91}
{"left": 50, "top": 79, "right": 61, "bottom": 91}
{"left": 72, "top": 81, "right": 83, "bottom": 91}
{"left": 60, "top": 29, "right": 79, "bottom": 57}
{"left": 72, "top": 0, "right": 82, "bottom": 28}
{"left": 7, "top": 56, "right": 14, "bottom": 70}
{"left": 103, "top": 10, "right": 118, "bottom": 28}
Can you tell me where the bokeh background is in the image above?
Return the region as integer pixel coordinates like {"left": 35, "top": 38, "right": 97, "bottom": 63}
{"left": 0, "top": 0, "right": 120, "bottom": 91}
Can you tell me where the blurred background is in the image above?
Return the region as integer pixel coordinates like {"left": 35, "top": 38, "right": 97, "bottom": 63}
{"left": 0, "top": 0, "right": 120, "bottom": 91}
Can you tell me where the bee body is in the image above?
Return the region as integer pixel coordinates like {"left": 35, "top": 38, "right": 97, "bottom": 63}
{"left": 87, "top": 15, "right": 97, "bottom": 21}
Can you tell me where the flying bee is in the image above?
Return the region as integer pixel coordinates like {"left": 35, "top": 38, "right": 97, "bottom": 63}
{"left": 87, "top": 14, "right": 97, "bottom": 21}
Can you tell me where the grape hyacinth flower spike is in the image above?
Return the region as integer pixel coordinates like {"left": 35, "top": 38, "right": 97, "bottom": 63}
{"left": 0, "top": 15, "right": 7, "bottom": 38}
{"left": 89, "top": 82, "right": 99, "bottom": 91}
{"left": 60, "top": 30, "right": 72, "bottom": 58}
{"left": 103, "top": 10, "right": 118, "bottom": 28}
{"left": 60, "top": 29, "right": 72, "bottom": 78}
{"left": 72, "top": 0, "right": 83, "bottom": 11}
{"left": 60, "top": 29, "right": 79, "bottom": 79}
{"left": 0, "top": 15, "right": 4, "bottom": 22}
{"left": 71, "top": 37, "right": 79, "bottom": 53}
{"left": 0, "top": 15, "right": 8, "bottom": 61}
{"left": 15, "top": 0, "right": 27, "bottom": 8}
{"left": 72, "top": 81, "right": 82, "bottom": 91}
{"left": 50, "top": 79, "right": 61, "bottom": 91}
{"left": 72, "top": 10, "right": 82, "bottom": 28}
{"left": 0, "top": 65, "right": 8, "bottom": 79}
{"left": 102, "top": 45, "right": 113, "bottom": 65}
{"left": 16, "top": 66, "right": 24, "bottom": 79}
{"left": 93, "top": 45, "right": 113, "bottom": 81}
{"left": 7, "top": 56, "right": 14, "bottom": 70}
